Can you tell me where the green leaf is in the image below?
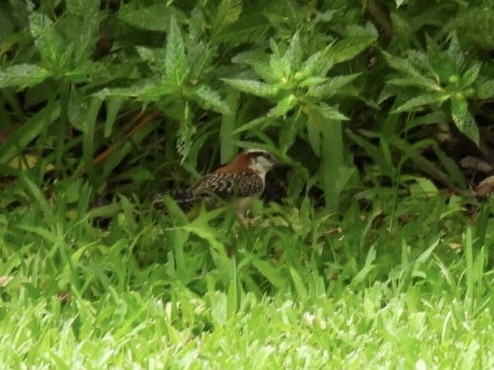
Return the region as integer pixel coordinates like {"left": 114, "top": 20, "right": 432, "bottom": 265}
{"left": 66, "top": 0, "right": 99, "bottom": 15}
{"left": 104, "top": 99, "right": 123, "bottom": 137}
{"left": 68, "top": 88, "right": 89, "bottom": 131}
{"left": 392, "top": 92, "right": 449, "bottom": 113}
{"left": 94, "top": 81, "right": 178, "bottom": 101}
{"left": 231, "top": 51, "right": 273, "bottom": 82}
{"left": 215, "top": 14, "right": 270, "bottom": 45}
{"left": 331, "top": 35, "right": 376, "bottom": 64}
{"left": 0, "top": 100, "right": 58, "bottom": 167}
{"left": 289, "top": 267, "right": 307, "bottom": 299}
{"left": 165, "top": 16, "right": 188, "bottom": 87}
{"left": 306, "top": 118, "right": 321, "bottom": 156}
{"left": 307, "top": 73, "right": 361, "bottom": 97}
{"left": 220, "top": 92, "right": 239, "bottom": 162}
{"left": 284, "top": 32, "right": 302, "bottom": 71}
{"left": 232, "top": 116, "right": 271, "bottom": 134}
{"left": 462, "top": 63, "right": 481, "bottom": 87}
{"left": 212, "top": 0, "right": 242, "bottom": 35}
{"left": 189, "top": 85, "right": 232, "bottom": 115}
{"left": 65, "top": 61, "right": 109, "bottom": 84}
{"left": 477, "top": 79, "right": 494, "bottom": 99}
{"left": 451, "top": 97, "right": 479, "bottom": 145}
{"left": 251, "top": 260, "right": 285, "bottom": 289}
{"left": 162, "top": 195, "right": 189, "bottom": 226}
{"left": 29, "top": 12, "right": 65, "bottom": 67}
{"left": 118, "top": 3, "right": 182, "bottom": 32}
{"left": 176, "top": 102, "right": 195, "bottom": 162}
{"left": 346, "top": 130, "right": 395, "bottom": 176}
{"left": 136, "top": 46, "right": 166, "bottom": 73}
{"left": 65, "top": 2, "right": 102, "bottom": 62}
{"left": 269, "top": 39, "right": 290, "bottom": 80}
{"left": 0, "top": 64, "right": 51, "bottom": 89}
{"left": 267, "top": 94, "right": 298, "bottom": 117}
{"left": 384, "top": 52, "right": 442, "bottom": 91}
{"left": 298, "top": 76, "right": 328, "bottom": 87}
{"left": 317, "top": 103, "right": 349, "bottom": 121}
{"left": 386, "top": 77, "right": 442, "bottom": 91}
{"left": 279, "top": 111, "right": 301, "bottom": 153}
{"left": 299, "top": 46, "right": 333, "bottom": 78}
{"left": 29, "top": 11, "right": 54, "bottom": 39}
{"left": 222, "top": 78, "right": 278, "bottom": 97}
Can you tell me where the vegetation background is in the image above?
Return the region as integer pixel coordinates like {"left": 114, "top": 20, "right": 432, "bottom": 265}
{"left": 2, "top": 0, "right": 494, "bottom": 367}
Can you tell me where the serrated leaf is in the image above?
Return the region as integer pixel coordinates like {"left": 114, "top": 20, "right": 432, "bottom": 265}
{"left": 284, "top": 32, "right": 302, "bottom": 70}
{"left": 65, "top": 60, "right": 109, "bottom": 84}
{"left": 387, "top": 77, "right": 442, "bottom": 90}
{"left": 212, "top": 0, "right": 242, "bottom": 35}
{"left": 104, "top": 99, "right": 123, "bottom": 137}
{"left": 189, "top": 85, "right": 231, "bottom": 115}
{"left": 29, "top": 12, "right": 54, "bottom": 38}
{"left": 477, "top": 80, "right": 494, "bottom": 99}
{"left": 93, "top": 81, "right": 177, "bottom": 100}
{"left": 136, "top": 46, "right": 164, "bottom": 69}
{"left": 66, "top": 0, "right": 99, "bottom": 16}
{"left": 136, "top": 46, "right": 168, "bottom": 75}
{"left": 462, "top": 63, "right": 481, "bottom": 87}
{"left": 137, "top": 83, "right": 179, "bottom": 100}
{"left": 232, "top": 50, "right": 273, "bottom": 82}
{"left": 118, "top": 3, "right": 182, "bottom": 32}
{"left": 188, "top": 40, "right": 215, "bottom": 80}
{"left": 222, "top": 78, "right": 278, "bottom": 97}
{"left": 232, "top": 116, "right": 271, "bottom": 134}
{"left": 68, "top": 89, "right": 89, "bottom": 131}
{"left": 215, "top": 14, "right": 270, "bottom": 46}
{"left": 279, "top": 113, "right": 300, "bottom": 153}
{"left": 165, "top": 16, "right": 188, "bottom": 87}
{"left": 298, "top": 76, "right": 328, "bottom": 87}
{"left": 451, "top": 97, "right": 479, "bottom": 145}
{"left": 269, "top": 39, "right": 290, "bottom": 81}
{"left": 392, "top": 92, "right": 449, "bottom": 113}
{"left": 0, "top": 102, "right": 57, "bottom": 167}
{"left": 93, "top": 87, "right": 140, "bottom": 99}
{"left": 331, "top": 35, "right": 376, "bottom": 64}
{"left": 29, "top": 12, "right": 65, "bottom": 67}
{"left": 317, "top": 103, "right": 348, "bottom": 121}
{"left": 176, "top": 102, "right": 195, "bottom": 162}
{"left": 307, "top": 73, "right": 361, "bottom": 97}
{"left": 0, "top": 64, "right": 51, "bottom": 89}
{"left": 384, "top": 52, "right": 442, "bottom": 91}
{"left": 306, "top": 119, "right": 321, "bottom": 156}
{"left": 64, "top": 3, "right": 102, "bottom": 63}
{"left": 298, "top": 45, "right": 334, "bottom": 78}
{"left": 384, "top": 51, "right": 421, "bottom": 74}
{"left": 268, "top": 94, "right": 298, "bottom": 117}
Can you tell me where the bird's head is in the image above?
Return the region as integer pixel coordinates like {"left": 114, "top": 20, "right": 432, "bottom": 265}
{"left": 214, "top": 148, "right": 283, "bottom": 180}
{"left": 242, "top": 149, "right": 282, "bottom": 179}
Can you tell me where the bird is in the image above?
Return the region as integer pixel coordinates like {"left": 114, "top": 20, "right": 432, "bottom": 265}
{"left": 154, "top": 149, "right": 282, "bottom": 215}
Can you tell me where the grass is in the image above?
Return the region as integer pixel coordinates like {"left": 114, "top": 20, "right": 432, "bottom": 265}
{"left": 1, "top": 182, "right": 494, "bottom": 368}
{"left": 3, "top": 1, "right": 494, "bottom": 367}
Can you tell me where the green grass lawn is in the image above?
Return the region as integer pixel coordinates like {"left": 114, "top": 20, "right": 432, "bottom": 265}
{"left": 3, "top": 0, "right": 494, "bottom": 368}
{"left": 1, "top": 190, "right": 494, "bottom": 369}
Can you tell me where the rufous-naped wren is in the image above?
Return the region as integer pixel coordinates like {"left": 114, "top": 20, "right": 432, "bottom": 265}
{"left": 167, "top": 149, "right": 281, "bottom": 214}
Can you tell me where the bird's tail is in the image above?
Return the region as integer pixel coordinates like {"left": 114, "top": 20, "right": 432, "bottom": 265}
{"left": 152, "top": 191, "right": 200, "bottom": 211}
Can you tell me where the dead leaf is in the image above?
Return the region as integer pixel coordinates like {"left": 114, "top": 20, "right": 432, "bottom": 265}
{"left": 475, "top": 175, "right": 494, "bottom": 196}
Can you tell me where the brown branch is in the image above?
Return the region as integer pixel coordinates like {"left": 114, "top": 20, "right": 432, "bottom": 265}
{"left": 92, "top": 109, "right": 161, "bottom": 166}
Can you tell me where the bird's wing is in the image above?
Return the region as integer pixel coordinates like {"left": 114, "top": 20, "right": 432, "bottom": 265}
{"left": 190, "top": 171, "right": 264, "bottom": 199}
